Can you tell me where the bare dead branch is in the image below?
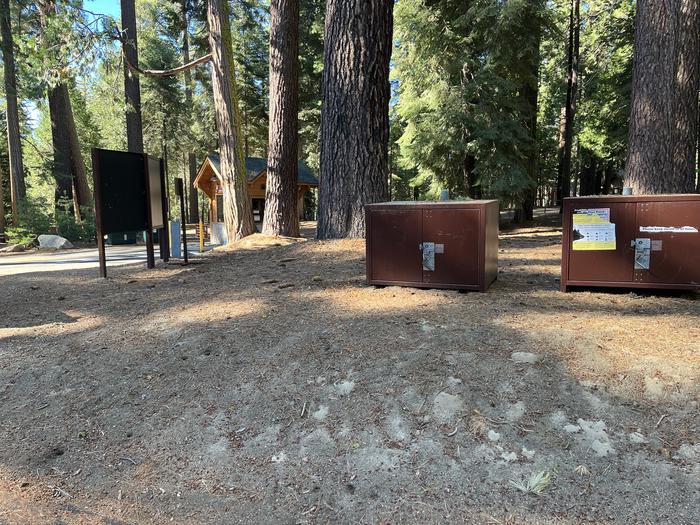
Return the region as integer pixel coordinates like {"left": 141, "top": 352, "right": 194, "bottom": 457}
{"left": 124, "top": 52, "right": 212, "bottom": 77}
{"left": 112, "top": 29, "right": 211, "bottom": 77}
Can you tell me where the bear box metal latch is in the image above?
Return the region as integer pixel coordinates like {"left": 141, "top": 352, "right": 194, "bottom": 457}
{"left": 634, "top": 238, "right": 651, "bottom": 270}
{"left": 420, "top": 242, "right": 444, "bottom": 271}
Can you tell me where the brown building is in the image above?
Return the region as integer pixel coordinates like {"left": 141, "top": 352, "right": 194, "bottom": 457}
{"left": 193, "top": 154, "right": 318, "bottom": 223}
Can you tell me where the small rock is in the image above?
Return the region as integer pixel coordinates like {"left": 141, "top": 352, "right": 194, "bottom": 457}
{"left": 521, "top": 447, "right": 535, "bottom": 459}
{"left": 0, "top": 243, "right": 26, "bottom": 253}
{"left": 511, "top": 352, "right": 539, "bottom": 364}
{"left": 628, "top": 432, "right": 648, "bottom": 444}
{"left": 335, "top": 380, "right": 355, "bottom": 396}
{"left": 312, "top": 405, "right": 329, "bottom": 421}
{"left": 487, "top": 430, "right": 501, "bottom": 442}
{"left": 432, "top": 392, "right": 464, "bottom": 422}
{"left": 38, "top": 234, "right": 73, "bottom": 250}
{"left": 271, "top": 452, "right": 286, "bottom": 463}
{"left": 675, "top": 443, "right": 700, "bottom": 461}
{"left": 446, "top": 376, "right": 463, "bottom": 387}
{"left": 500, "top": 451, "right": 518, "bottom": 462}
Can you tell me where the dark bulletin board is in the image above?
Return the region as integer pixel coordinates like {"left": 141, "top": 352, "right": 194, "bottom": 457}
{"left": 147, "top": 156, "right": 165, "bottom": 229}
{"left": 93, "top": 149, "right": 149, "bottom": 234}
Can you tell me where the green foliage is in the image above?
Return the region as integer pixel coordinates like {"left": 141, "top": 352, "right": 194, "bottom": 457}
{"left": 7, "top": 0, "right": 636, "bottom": 223}
{"left": 393, "top": 0, "right": 548, "bottom": 203}
{"left": 5, "top": 199, "right": 53, "bottom": 246}
{"left": 56, "top": 205, "right": 96, "bottom": 243}
{"left": 577, "top": 0, "right": 634, "bottom": 164}
{"left": 5, "top": 197, "right": 95, "bottom": 245}
{"left": 17, "top": 0, "right": 112, "bottom": 97}
{"left": 231, "top": 0, "right": 270, "bottom": 158}
{"left": 537, "top": 0, "right": 634, "bottom": 198}
{"left": 55, "top": 198, "right": 96, "bottom": 242}
{"left": 298, "top": 0, "right": 325, "bottom": 172}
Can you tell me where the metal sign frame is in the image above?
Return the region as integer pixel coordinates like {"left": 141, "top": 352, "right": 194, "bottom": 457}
{"left": 92, "top": 148, "right": 169, "bottom": 278}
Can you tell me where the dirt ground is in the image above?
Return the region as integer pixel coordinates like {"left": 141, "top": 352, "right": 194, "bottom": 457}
{"left": 1, "top": 217, "right": 698, "bottom": 524}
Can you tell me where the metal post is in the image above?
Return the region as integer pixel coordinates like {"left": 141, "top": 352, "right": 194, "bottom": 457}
{"left": 199, "top": 220, "right": 204, "bottom": 253}
{"left": 175, "top": 178, "right": 188, "bottom": 264}
{"left": 160, "top": 158, "right": 170, "bottom": 262}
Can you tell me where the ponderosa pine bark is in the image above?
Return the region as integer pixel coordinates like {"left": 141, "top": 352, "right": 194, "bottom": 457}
{"left": 1, "top": 0, "right": 26, "bottom": 225}
{"left": 317, "top": 0, "right": 393, "bottom": 239}
{"left": 625, "top": 0, "right": 699, "bottom": 194}
{"left": 672, "top": 0, "right": 699, "bottom": 192}
{"left": 262, "top": 0, "right": 300, "bottom": 237}
{"left": 207, "top": 0, "right": 255, "bottom": 241}
{"left": 121, "top": 0, "right": 144, "bottom": 153}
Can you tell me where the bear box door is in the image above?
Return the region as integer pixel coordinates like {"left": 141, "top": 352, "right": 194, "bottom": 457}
{"left": 635, "top": 200, "right": 700, "bottom": 285}
{"left": 368, "top": 208, "right": 423, "bottom": 284}
{"left": 422, "top": 207, "right": 480, "bottom": 287}
{"left": 567, "top": 201, "right": 636, "bottom": 283}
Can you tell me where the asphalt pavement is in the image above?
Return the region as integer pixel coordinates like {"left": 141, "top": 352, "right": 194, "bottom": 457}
{"left": 0, "top": 244, "right": 208, "bottom": 276}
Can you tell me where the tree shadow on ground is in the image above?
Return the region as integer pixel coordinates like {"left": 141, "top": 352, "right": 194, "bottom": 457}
{"left": 1, "top": 223, "right": 699, "bottom": 523}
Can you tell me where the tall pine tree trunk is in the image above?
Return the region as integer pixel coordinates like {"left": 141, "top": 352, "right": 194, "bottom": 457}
{"left": 39, "top": 0, "right": 91, "bottom": 217}
{"left": 0, "top": 165, "right": 6, "bottom": 239}
{"left": 317, "top": 0, "right": 393, "bottom": 239}
{"left": 262, "top": 0, "right": 300, "bottom": 237}
{"left": 181, "top": 0, "right": 198, "bottom": 223}
{"left": 121, "top": 0, "right": 144, "bottom": 153}
{"left": 514, "top": 2, "right": 542, "bottom": 224}
{"left": 625, "top": 0, "right": 699, "bottom": 193}
{"left": 48, "top": 85, "right": 75, "bottom": 208}
{"left": 64, "top": 87, "right": 91, "bottom": 210}
{"left": 1, "top": 0, "right": 26, "bottom": 225}
{"left": 207, "top": 0, "right": 255, "bottom": 241}
{"left": 556, "top": 0, "right": 579, "bottom": 208}
{"left": 672, "top": 0, "right": 699, "bottom": 191}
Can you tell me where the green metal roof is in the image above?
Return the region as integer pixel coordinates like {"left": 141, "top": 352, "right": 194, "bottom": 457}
{"left": 206, "top": 153, "right": 318, "bottom": 186}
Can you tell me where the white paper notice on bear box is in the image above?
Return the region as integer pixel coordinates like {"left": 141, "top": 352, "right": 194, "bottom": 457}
{"left": 639, "top": 226, "right": 699, "bottom": 234}
{"left": 574, "top": 208, "right": 610, "bottom": 222}
{"left": 572, "top": 208, "right": 616, "bottom": 250}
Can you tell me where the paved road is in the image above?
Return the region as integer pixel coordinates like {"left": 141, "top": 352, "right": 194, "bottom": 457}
{"left": 0, "top": 244, "right": 208, "bottom": 276}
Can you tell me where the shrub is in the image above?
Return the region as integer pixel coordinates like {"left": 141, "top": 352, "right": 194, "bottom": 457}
{"left": 55, "top": 198, "right": 96, "bottom": 243}
{"left": 5, "top": 200, "right": 53, "bottom": 246}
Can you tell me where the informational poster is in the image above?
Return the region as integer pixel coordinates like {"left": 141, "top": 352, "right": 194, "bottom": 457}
{"left": 572, "top": 208, "right": 616, "bottom": 250}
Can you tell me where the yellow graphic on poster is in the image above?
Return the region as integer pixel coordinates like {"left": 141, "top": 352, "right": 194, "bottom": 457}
{"left": 572, "top": 208, "right": 616, "bottom": 250}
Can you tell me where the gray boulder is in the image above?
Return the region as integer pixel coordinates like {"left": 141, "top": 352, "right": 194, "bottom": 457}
{"left": 0, "top": 244, "right": 26, "bottom": 253}
{"left": 38, "top": 234, "right": 73, "bottom": 250}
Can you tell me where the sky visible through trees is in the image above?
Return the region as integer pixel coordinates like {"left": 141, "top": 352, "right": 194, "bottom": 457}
{"left": 0, "top": 0, "right": 698, "bottom": 244}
